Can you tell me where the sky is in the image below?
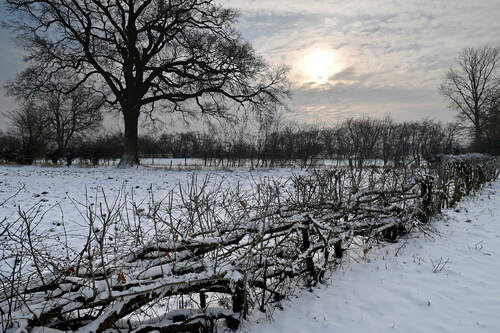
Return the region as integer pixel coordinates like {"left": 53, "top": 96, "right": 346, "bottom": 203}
{"left": 1, "top": 0, "right": 500, "bottom": 131}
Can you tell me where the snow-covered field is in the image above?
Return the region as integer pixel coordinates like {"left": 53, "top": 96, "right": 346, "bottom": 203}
{"left": 0, "top": 165, "right": 303, "bottom": 247}
{"left": 245, "top": 180, "right": 500, "bottom": 333}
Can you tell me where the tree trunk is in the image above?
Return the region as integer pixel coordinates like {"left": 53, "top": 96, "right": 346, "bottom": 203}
{"left": 118, "top": 107, "right": 140, "bottom": 168}
{"left": 474, "top": 125, "right": 482, "bottom": 147}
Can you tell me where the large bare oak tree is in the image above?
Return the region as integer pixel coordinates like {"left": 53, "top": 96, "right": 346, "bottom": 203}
{"left": 4, "top": 0, "right": 289, "bottom": 167}
{"left": 440, "top": 46, "right": 500, "bottom": 144}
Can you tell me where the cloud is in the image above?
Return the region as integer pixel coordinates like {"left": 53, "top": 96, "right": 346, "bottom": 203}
{"left": 328, "top": 66, "right": 373, "bottom": 83}
{"left": 227, "top": 0, "right": 500, "bottom": 124}
{"left": 288, "top": 82, "right": 454, "bottom": 124}
{"left": 1, "top": 0, "right": 500, "bottom": 131}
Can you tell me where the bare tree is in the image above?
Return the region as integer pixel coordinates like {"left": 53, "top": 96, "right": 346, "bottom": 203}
{"left": 4, "top": 0, "right": 289, "bottom": 167}
{"left": 480, "top": 94, "right": 500, "bottom": 153}
{"left": 343, "top": 118, "right": 381, "bottom": 168}
{"left": 6, "top": 68, "right": 104, "bottom": 161}
{"left": 379, "top": 116, "right": 397, "bottom": 166}
{"left": 5, "top": 101, "right": 46, "bottom": 163}
{"left": 43, "top": 89, "right": 104, "bottom": 159}
{"left": 440, "top": 46, "right": 500, "bottom": 144}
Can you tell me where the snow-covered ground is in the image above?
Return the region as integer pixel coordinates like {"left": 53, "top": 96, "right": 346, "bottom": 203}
{"left": 0, "top": 165, "right": 302, "bottom": 250}
{"left": 1, "top": 165, "right": 499, "bottom": 332}
{"left": 245, "top": 181, "right": 500, "bottom": 333}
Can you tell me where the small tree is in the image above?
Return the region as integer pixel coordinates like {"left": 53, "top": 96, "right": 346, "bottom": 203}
{"left": 440, "top": 46, "right": 500, "bottom": 145}
{"left": 5, "top": 101, "right": 47, "bottom": 163}
{"left": 0, "top": 131, "right": 21, "bottom": 159}
{"left": 480, "top": 95, "right": 500, "bottom": 154}
{"left": 5, "top": 0, "right": 289, "bottom": 167}
{"left": 6, "top": 68, "right": 104, "bottom": 161}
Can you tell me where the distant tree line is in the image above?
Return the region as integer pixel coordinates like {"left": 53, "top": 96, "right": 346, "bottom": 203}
{"left": 140, "top": 117, "right": 461, "bottom": 168}
{"left": 13, "top": 46, "right": 500, "bottom": 167}
{"left": 0, "top": 129, "right": 122, "bottom": 166}
{"left": 0, "top": 116, "right": 462, "bottom": 167}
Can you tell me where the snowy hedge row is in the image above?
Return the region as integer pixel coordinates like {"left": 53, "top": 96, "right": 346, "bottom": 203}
{"left": 0, "top": 156, "right": 498, "bottom": 333}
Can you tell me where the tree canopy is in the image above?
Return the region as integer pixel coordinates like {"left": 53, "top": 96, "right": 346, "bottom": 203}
{"left": 6, "top": 67, "right": 104, "bottom": 159}
{"left": 440, "top": 46, "right": 500, "bottom": 144}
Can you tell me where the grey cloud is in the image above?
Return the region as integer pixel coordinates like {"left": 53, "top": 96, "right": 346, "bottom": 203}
{"left": 327, "top": 66, "right": 375, "bottom": 83}
{"left": 329, "top": 66, "right": 357, "bottom": 81}
{"left": 288, "top": 83, "right": 454, "bottom": 124}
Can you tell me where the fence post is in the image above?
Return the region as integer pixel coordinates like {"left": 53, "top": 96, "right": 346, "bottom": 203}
{"left": 228, "top": 279, "right": 247, "bottom": 329}
{"left": 301, "top": 221, "right": 317, "bottom": 286}
{"left": 334, "top": 240, "right": 343, "bottom": 259}
{"left": 200, "top": 291, "right": 206, "bottom": 309}
{"left": 260, "top": 259, "right": 268, "bottom": 312}
{"left": 420, "top": 176, "right": 434, "bottom": 222}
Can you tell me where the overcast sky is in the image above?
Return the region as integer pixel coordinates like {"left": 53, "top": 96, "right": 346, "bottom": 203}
{"left": 1, "top": 0, "right": 500, "bottom": 131}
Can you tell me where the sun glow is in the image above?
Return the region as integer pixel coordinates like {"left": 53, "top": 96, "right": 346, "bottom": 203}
{"left": 298, "top": 48, "right": 340, "bottom": 85}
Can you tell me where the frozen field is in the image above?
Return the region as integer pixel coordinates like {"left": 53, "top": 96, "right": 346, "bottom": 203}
{"left": 0, "top": 165, "right": 303, "bottom": 250}
{"left": 245, "top": 180, "right": 500, "bottom": 333}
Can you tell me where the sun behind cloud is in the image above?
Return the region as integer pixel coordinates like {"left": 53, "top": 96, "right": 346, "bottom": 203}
{"left": 297, "top": 47, "right": 341, "bottom": 85}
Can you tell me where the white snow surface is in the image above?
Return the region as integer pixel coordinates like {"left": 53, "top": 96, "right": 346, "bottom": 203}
{"left": 0, "top": 165, "right": 301, "bottom": 250}
{"left": 245, "top": 181, "right": 500, "bottom": 333}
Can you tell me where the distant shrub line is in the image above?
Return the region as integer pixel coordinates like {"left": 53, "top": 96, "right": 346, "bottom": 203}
{"left": 0, "top": 118, "right": 466, "bottom": 167}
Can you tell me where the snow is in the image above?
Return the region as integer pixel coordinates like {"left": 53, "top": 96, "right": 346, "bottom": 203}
{"left": 244, "top": 181, "right": 500, "bottom": 333}
{"left": 439, "top": 153, "right": 490, "bottom": 162}
{"left": 0, "top": 165, "right": 301, "bottom": 251}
